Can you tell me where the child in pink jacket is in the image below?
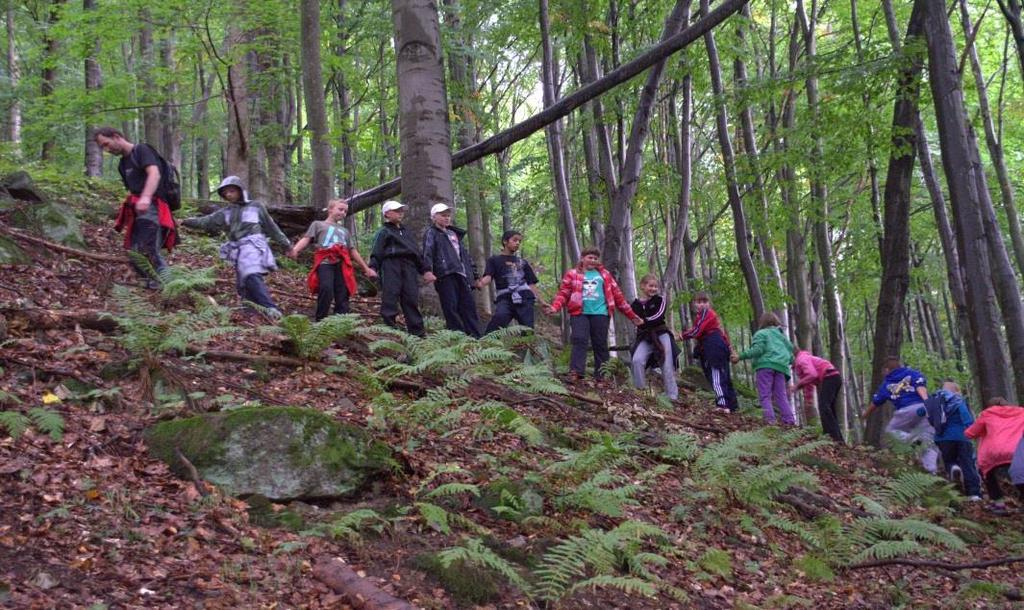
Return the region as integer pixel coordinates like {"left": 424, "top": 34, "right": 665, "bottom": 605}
{"left": 965, "top": 397, "right": 1024, "bottom": 514}
{"left": 792, "top": 349, "right": 844, "bottom": 443}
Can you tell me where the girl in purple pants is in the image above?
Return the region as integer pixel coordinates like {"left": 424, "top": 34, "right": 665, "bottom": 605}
{"left": 733, "top": 313, "right": 796, "bottom": 425}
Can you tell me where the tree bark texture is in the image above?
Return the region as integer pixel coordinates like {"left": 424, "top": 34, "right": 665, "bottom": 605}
{"left": 224, "top": 24, "right": 251, "bottom": 185}
{"left": 392, "top": 0, "right": 453, "bottom": 241}
{"left": 302, "top": 0, "right": 335, "bottom": 208}
{"left": 920, "top": 0, "right": 1012, "bottom": 402}
{"left": 40, "top": 0, "right": 65, "bottom": 161}
{"left": 5, "top": 0, "right": 19, "bottom": 145}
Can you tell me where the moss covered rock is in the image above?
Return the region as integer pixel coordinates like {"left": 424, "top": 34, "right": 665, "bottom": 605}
{"left": 474, "top": 478, "right": 544, "bottom": 522}
{"left": 145, "top": 406, "right": 394, "bottom": 501}
{"left": 0, "top": 234, "right": 28, "bottom": 264}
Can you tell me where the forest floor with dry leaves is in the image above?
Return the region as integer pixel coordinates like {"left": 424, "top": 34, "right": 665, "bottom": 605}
{"left": 2, "top": 183, "right": 1024, "bottom": 609}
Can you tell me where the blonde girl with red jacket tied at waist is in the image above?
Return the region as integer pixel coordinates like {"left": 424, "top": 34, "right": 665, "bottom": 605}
{"left": 93, "top": 127, "right": 177, "bottom": 289}
{"left": 545, "top": 247, "right": 642, "bottom": 383}
{"left": 289, "top": 198, "right": 377, "bottom": 321}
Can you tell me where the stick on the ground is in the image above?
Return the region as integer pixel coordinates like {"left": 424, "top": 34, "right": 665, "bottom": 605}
{"left": 0, "top": 226, "right": 125, "bottom": 263}
{"left": 313, "top": 557, "right": 415, "bottom": 610}
{"left": 174, "top": 448, "right": 210, "bottom": 497}
{"left": 847, "top": 555, "right": 1024, "bottom": 571}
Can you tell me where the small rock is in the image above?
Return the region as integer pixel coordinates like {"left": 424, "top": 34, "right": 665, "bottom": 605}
{"left": 30, "top": 571, "right": 58, "bottom": 590}
{"left": 507, "top": 535, "right": 528, "bottom": 548}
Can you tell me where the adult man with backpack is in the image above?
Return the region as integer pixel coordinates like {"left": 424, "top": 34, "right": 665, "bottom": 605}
{"left": 93, "top": 127, "right": 179, "bottom": 288}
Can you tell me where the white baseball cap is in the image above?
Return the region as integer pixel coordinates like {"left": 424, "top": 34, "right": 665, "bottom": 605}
{"left": 430, "top": 203, "right": 452, "bottom": 216}
{"left": 381, "top": 200, "right": 405, "bottom": 215}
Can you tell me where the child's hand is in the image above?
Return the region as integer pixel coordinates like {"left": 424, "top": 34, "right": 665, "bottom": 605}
{"left": 286, "top": 248, "right": 298, "bottom": 259}
{"left": 631, "top": 317, "right": 643, "bottom": 327}
{"left": 365, "top": 268, "right": 378, "bottom": 279}
{"left": 729, "top": 353, "right": 740, "bottom": 364}
{"left": 544, "top": 305, "right": 557, "bottom": 316}
{"left": 423, "top": 271, "right": 437, "bottom": 283}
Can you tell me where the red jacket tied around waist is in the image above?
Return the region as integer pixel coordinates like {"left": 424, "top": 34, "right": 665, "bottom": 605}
{"left": 307, "top": 243, "right": 357, "bottom": 296}
{"left": 113, "top": 195, "right": 177, "bottom": 251}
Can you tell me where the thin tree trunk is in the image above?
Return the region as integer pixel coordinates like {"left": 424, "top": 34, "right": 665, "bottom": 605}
{"left": 662, "top": 77, "right": 693, "bottom": 297}
{"left": 702, "top": 0, "right": 764, "bottom": 321}
{"left": 920, "top": 0, "right": 1012, "bottom": 402}
{"left": 159, "top": 35, "right": 180, "bottom": 171}
{"left": 392, "top": 0, "right": 452, "bottom": 240}
{"left": 302, "top": 0, "right": 334, "bottom": 208}
{"left": 996, "top": 0, "right": 1024, "bottom": 90}
{"left": 540, "top": 0, "right": 580, "bottom": 260}
{"left": 83, "top": 0, "right": 102, "bottom": 177}
{"left": 798, "top": 0, "right": 845, "bottom": 429}
{"left": 5, "top": 0, "right": 19, "bottom": 146}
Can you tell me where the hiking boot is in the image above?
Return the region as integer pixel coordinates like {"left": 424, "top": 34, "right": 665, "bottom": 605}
{"left": 950, "top": 465, "right": 964, "bottom": 492}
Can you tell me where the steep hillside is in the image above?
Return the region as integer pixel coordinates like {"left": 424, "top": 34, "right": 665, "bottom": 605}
{"left": 1, "top": 174, "right": 1022, "bottom": 609}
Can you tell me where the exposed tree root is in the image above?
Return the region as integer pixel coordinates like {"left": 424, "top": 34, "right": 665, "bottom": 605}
{"left": 312, "top": 557, "right": 415, "bottom": 610}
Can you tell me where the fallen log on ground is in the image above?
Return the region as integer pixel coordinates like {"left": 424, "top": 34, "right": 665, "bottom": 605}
{"left": 312, "top": 557, "right": 415, "bottom": 610}
{"left": 0, "top": 305, "right": 119, "bottom": 333}
{"left": 0, "top": 226, "right": 123, "bottom": 263}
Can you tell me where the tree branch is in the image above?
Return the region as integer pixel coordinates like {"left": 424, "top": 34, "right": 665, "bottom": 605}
{"left": 312, "top": 557, "right": 415, "bottom": 610}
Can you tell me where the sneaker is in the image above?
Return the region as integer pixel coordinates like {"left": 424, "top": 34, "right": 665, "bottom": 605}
{"left": 265, "top": 307, "right": 284, "bottom": 321}
{"left": 987, "top": 502, "right": 1010, "bottom": 516}
{"left": 143, "top": 279, "right": 161, "bottom": 290}
{"left": 967, "top": 495, "right": 983, "bottom": 502}
{"left": 950, "top": 465, "right": 964, "bottom": 492}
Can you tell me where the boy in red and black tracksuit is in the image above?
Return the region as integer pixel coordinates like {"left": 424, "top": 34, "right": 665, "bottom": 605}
{"left": 679, "top": 292, "right": 738, "bottom": 412}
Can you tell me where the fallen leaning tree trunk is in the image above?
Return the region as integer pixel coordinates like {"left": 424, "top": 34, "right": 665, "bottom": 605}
{"left": 312, "top": 557, "right": 415, "bottom": 610}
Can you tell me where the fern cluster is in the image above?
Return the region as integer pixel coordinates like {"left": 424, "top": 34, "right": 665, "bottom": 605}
{"left": 265, "top": 313, "right": 375, "bottom": 360}
{"left": 553, "top": 469, "right": 639, "bottom": 518}
{"left": 302, "top": 508, "right": 391, "bottom": 544}
{"left": 0, "top": 408, "right": 64, "bottom": 441}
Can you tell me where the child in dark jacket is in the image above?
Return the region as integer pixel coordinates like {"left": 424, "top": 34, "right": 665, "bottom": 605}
{"left": 369, "top": 200, "right": 433, "bottom": 337}
{"left": 734, "top": 312, "right": 795, "bottom": 425}
{"left": 919, "top": 381, "right": 981, "bottom": 499}
{"left": 679, "top": 292, "right": 738, "bottom": 412}
{"left": 181, "top": 176, "right": 290, "bottom": 318}
{"left": 289, "top": 198, "right": 377, "bottom": 320}
{"left": 863, "top": 356, "right": 938, "bottom": 474}
{"left": 629, "top": 274, "right": 679, "bottom": 401}
{"left": 545, "top": 247, "right": 642, "bottom": 381}
{"left": 476, "top": 230, "right": 545, "bottom": 332}
{"left": 422, "top": 203, "right": 481, "bottom": 338}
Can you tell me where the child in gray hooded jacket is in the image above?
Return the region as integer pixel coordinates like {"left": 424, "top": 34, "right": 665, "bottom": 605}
{"left": 181, "top": 176, "right": 291, "bottom": 318}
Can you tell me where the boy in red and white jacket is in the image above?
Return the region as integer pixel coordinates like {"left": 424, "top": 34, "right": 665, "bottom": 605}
{"left": 546, "top": 247, "right": 642, "bottom": 381}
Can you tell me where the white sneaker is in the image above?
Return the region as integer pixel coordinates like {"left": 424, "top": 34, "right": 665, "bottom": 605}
{"left": 967, "top": 495, "right": 983, "bottom": 502}
{"left": 950, "top": 464, "right": 964, "bottom": 491}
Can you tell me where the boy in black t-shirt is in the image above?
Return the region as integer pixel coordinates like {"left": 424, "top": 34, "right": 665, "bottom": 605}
{"left": 476, "top": 230, "right": 546, "bottom": 333}
{"left": 94, "top": 126, "right": 177, "bottom": 288}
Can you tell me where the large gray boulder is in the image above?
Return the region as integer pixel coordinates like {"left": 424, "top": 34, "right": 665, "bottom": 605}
{"left": 0, "top": 172, "right": 86, "bottom": 248}
{"left": 146, "top": 406, "right": 394, "bottom": 501}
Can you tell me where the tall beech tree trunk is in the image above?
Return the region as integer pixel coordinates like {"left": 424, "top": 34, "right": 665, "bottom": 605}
{"left": 392, "top": 0, "right": 453, "bottom": 240}
{"left": 83, "top": 0, "right": 102, "bottom": 177}
{"left": 5, "top": 0, "right": 19, "bottom": 146}
{"left": 865, "top": 0, "right": 923, "bottom": 447}
{"left": 224, "top": 25, "right": 251, "bottom": 185}
{"left": 959, "top": 0, "right": 1024, "bottom": 278}
{"left": 701, "top": 0, "right": 764, "bottom": 321}
{"left": 604, "top": 0, "right": 690, "bottom": 300}
{"left": 540, "top": 0, "right": 580, "bottom": 260}
{"left": 662, "top": 76, "right": 693, "bottom": 298}
{"left": 920, "top": 0, "right": 1012, "bottom": 402}
{"left": 798, "top": 0, "right": 845, "bottom": 428}
{"left": 347, "top": 0, "right": 748, "bottom": 214}
{"left": 445, "top": 0, "right": 490, "bottom": 313}
{"left": 302, "top": 0, "right": 334, "bottom": 208}
{"left": 997, "top": 0, "right": 1024, "bottom": 90}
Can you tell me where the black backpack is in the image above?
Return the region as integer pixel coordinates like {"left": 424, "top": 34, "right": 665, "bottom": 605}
{"left": 922, "top": 393, "right": 949, "bottom": 436}
{"left": 155, "top": 153, "right": 182, "bottom": 212}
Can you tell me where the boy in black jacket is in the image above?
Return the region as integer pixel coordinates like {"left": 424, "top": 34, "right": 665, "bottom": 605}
{"left": 422, "top": 203, "right": 481, "bottom": 337}
{"left": 369, "top": 201, "right": 433, "bottom": 336}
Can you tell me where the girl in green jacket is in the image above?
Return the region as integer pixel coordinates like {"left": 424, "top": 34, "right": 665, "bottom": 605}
{"left": 733, "top": 312, "right": 796, "bottom": 425}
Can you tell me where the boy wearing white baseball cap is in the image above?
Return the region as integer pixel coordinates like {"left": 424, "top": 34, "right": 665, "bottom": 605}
{"left": 422, "top": 202, "right": 481, "bottom": 337}
{"left": 368, "top": 200, "right": 432, "bottom": 336}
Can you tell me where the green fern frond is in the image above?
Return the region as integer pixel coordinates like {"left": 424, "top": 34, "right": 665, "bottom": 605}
{"left": 436, "top": 537, "right": 530, "bottom": 591}
{"left": 424, "top": 482, "right": 481, "bottom": 500}
{"left": 554, "top": 470, "right": 639, "bottom": 517}
{"left": 159, "top": 265, "right": 218, "bottom": 298}
{"left": 650, "top": 432, "right": 700, "bottom": 464}
{"left": 414, "top": 501, "right": 451, "bottom": 534}
{"left": 853, "top": 495, "right": 890, "bottom": 517}
{"left": 878, "top": 472, "right": 953, "bottom": 507}
{"left": 28, "top": 408, "right": 64, "bottom": 441}
{"left": 567, "top": 575, "right": 657, "bottom": 597}
{"left": 0, "top": 411, "right": 30, "bottom": 439}
{"left": 850, "top": 540, "right": 925, "bottom": 563}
